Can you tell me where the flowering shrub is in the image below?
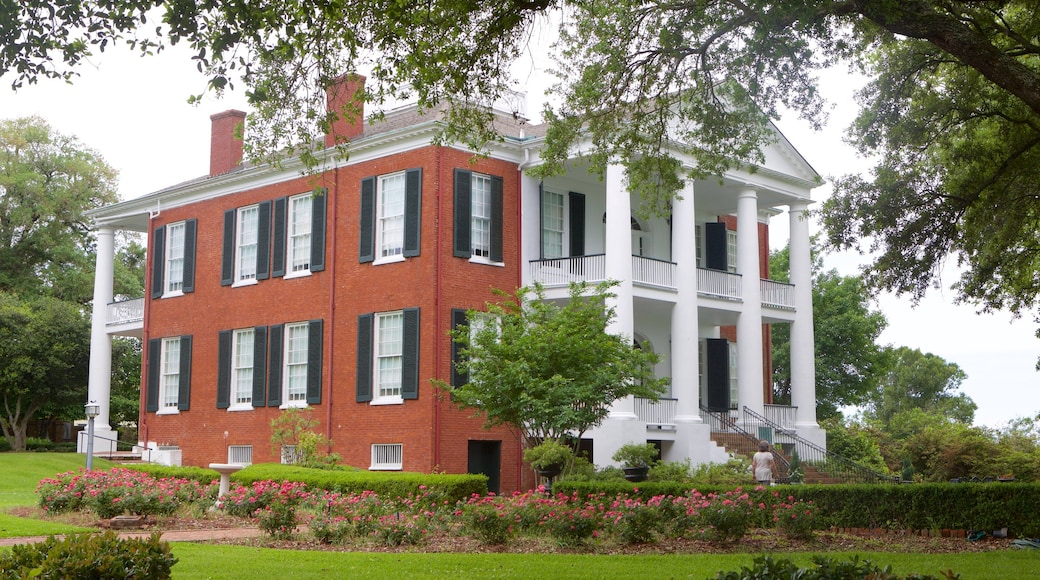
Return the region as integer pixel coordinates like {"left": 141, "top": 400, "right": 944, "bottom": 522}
{"left": 773, "top": 496, "right": 819, "bottom": 540}
{"left": 36, "top": 469, "right": 213, "bottom": 519}
{"left": 256, "top": 502, "right": 299, "bottom": 540}
{"left": 459, "top": 501, "right": 512, "bottom": 546}
{"left": 696, "top": 489, "right": 754, "bottom": 543}
{"left": 376, "top": 513, "right": 428, "bottom": 546}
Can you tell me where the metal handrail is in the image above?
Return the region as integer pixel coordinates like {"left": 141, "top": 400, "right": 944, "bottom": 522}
{"left": 742, "top": 406, "right": 899, "bottom": 484}
{"left": 85, "top": 433, "right": 156, "bottom": 462}
{"left": 699, "top": 405, "right": 790, "bottom": 480}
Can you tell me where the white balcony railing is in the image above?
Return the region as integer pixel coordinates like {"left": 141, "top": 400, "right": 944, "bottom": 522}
{"left": 697, "top": 268, "right": 741, "bottom": 300}
{"left": 632, "top": 256, "right": 676, "bottom": 289}
{"left": 764, "top": 404, "right": 798, "bottom": 432}
{"left": 761, "top": 279, "right": 795, "bottom": 309}
{"left": 107, "top": 297, "right": 144, "bottom": 326}
{"left": 529, "top": 255, "right": 607, "bottom": 286}
{"left": 635, "top": 397, "right": 677, "bottom": 428}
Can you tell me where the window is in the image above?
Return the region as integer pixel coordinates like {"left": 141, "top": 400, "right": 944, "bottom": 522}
{"left": 695, "top": 224, "right": 703, "bottom": 269}
{"left": 146, "top": 336, "right": 192, "bottom": 413}
{"left": 541, "top": 190, "right": 564, "bottom": 259}
{"left": 376, "top": 312, "right": 404, "bottom": 401}
{"left": 227, "top": 445, "right": 253, "bottom": 465}
{"left": 236, "top": 205, "right": 259, "bottom": 282}
{"left": 151, "top": 220, "right": 196, "bottom": 298}
{"left": 453, "top": 169, "right": 503, "bottom": 262}
{"left": 356, "top": 309, "right": 420, "bottom": 403}
{"left": 471, "top": 174, "right": 492, "bottom": 258}
{"left": 281, "top": 445, "right": 300, "bottom": 465}
{"left": 165, "top": 222, "right": 185, "bottom": 294}
{"left": 727, "top": 230, "right": 738, "bottom": 274}
{"left": 371, "top": 443, "right": 403, "bottom": 470}
{"left": 217, "top": 327, "right": 268, "bottom": 410}
{"left": 288, "top": 194, "right": 312, "bottom": 273}
{"left": 160, "top": 338, "right": 181, "bottom": 411}
{"left": 222, "top": 202, "right": 270, "bottom": 286}
{"left": 729, "top": 341, "right": 739, "bottom": 411}
{"left": 284, "top": 322, "right": 309, "bottom": 404}
{"left": 360, "top": 169, "right": 422, "bottom": 263}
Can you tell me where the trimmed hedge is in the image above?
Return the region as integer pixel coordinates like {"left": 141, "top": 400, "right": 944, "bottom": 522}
{"left": 555, "top": 480, "right": 1040, "bottom": 536}
{"left": 230, "top": 463, "right": 488, "bottom": 503}
{"left": 125, "top": 464, "right": 222, "bottom": 486}
{"left": 0, "top": 532, "right": 176, "bottom": 579}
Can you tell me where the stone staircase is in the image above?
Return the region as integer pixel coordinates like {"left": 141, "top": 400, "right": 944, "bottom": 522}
{"left": 709, "top": 432, "right": 844, "bottom": 484}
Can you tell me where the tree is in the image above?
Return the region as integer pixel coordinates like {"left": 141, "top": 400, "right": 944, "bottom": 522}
{"left": 770, "top": 242, "right": 888, "bottom": 420}
{"left": 0, "top": 294, "right": 91, "bottom": 450}
{"left": 866, "top": 346, "right": 976, "bottom": 428}
{"left": 440, "top": 281, "right": 667, "bottom": 446}
{"left": 6, "top": 2, "right": 1039, "bottom": 328}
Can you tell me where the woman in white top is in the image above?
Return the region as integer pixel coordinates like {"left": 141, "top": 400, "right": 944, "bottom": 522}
{"left": 751, "top": 440, "right": 776, "bottom": 484}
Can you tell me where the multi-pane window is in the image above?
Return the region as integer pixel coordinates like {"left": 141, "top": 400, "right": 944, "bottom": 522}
{"left": 471, "top": 174, "right": 492, "bottom": 258}
{"left": 232, "top": 329, "right": 254, "bottom": 407}
{"left": 164, "top": 222, "right": 185, "bottom": 294}
{"left": 284, "top": 322, "right": 309, "bottom": 403}
{"left": 378, "top": 173, "right": 406, "bottom": 259}
{"left": 695, "top": 225, "right": 704, "bottom": 269}
{"left": 727, "top": 230, "right": 738, "bottom": 274}
{"left": 161, "top": 338, "right": 181, "bottom": 410}
{"left": 729, "top": 342, "right": 739, "bottom": 410}
{"left": 289, "top": 194, "right": 312, "bottom": 273}
{"left": 542, "top": 190, "right": 564, "bottom": 259}
{"left": 375, "top": 312, "right": 404, "bottom": 400}
{"left": 236, "top": 205, "right": 259, "bottom": 282}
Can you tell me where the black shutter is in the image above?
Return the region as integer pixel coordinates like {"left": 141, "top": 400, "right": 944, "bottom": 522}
{"left": 705, "top": 222, "right": 728, "bottom": 271}
{"left": 256, "top": 200, "right": 271, "bottom": 280}
{"left": 267, "top": 324, "right": 284, "bottom": 407}
{"left": 183, "top": 219, "right": 197, "bottom": 293}
{"left": 177, "top": 335, "right": 192, "bottom": 411}
{"left": 306, "top": 319, "right": 323, "bottom": 404}
{"left": 311, "top": 189, "right": 327, "bottom": 272}
{"left": 569, "top": 192, "right": 585, "bottom": 257}
{"left": 359, "top": 177, "right": 376, "bottom": 263}
{"left": 705, "top": 338, "right": 730, "bottom": 412}
{"left": 403, "top": 169, "right": 421, "bottom": 258}
{"left": 272, "top": 197, "right": 287, "bottom": 278}
{"left": 356, "top": 314, "right": 373, "bottom": 402}
{"left": 217, "top": 330, "right": 231, "bottom": 409}
{"left": 490, "top": 176, "right": 504, "bottom": 263}
{"left": 221, "top": 209, "right": 235, "bottom": 285}
{"left": 252, "top": 326, "right": 268, "bottom": 407}
{"left": 146, "top": 338, "right": 161, "bottom": 412}
{"left": 402, "top": 308, "right": 420, "bottom": 400}
{"left": 453, "top": 169, "right": 472, "bottom": 258}
{"left": 151, "top": 226, "right": 165, "bottom": 299}
{"left": 451, "top": 309, "right": 468, "bottom": 387}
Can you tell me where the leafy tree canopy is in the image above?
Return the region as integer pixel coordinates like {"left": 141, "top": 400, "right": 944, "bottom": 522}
{"left": 771, "top": 241, "right": 888, "bottom": 420}
{"left": 866, "top": 346, "right": 976, "bottom": 429}
{"left": 439, "top": 281, "right": 667, "bottom": 445}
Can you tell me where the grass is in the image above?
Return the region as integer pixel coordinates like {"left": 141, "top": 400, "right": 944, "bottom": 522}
{"left": 1, "top": 453, "right": 1037, "bottom": 578}
{"left": 0, "top": 452, "right": 109, "bottom": 538}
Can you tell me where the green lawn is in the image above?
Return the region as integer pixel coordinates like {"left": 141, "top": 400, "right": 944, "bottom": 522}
{"left": 2, "top": 454, "right": 1036, "bottom": 579}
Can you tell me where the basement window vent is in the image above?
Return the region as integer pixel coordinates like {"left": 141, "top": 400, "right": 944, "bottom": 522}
{"left": 227, "top": 445, "right": 253, "bottom": 465}
{"left": 370, "top": 443, "right": 403, "bottom": 471}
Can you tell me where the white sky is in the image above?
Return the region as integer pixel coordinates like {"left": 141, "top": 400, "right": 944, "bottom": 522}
{"left": 1, "top": 37, "right": 1037, "bottom": 430}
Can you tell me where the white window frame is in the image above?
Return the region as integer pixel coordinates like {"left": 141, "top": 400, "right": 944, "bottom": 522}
{"left": 227, "top": 445, "right": 253, "bottom": 465}
{"left": 234, "top": 204, "right": 260, "bottom": 285}
{"left": 726, "top": 230, "right": 738, "bottom": 274}
{"left": 372, "top": 311, "right": 404, "bottom": 404}
{"left": 695, "top": 224, "right": 704, "bottom": 269}
{"left": 282, "top": 322, "right": 309, "bottom": 408}
{"left": 163, "top": 221, "right": 186, "bottom": 297}
{"left": 229, "top": 328, "right": 254, "bottom": 411}
{"left": 287, "top": 193, "right": 313, "bottom": 277}
{"left": 470, "top": 173, "right": 493, "bottom": 261}
{"left": 370, "top": 443, "right": 403, "bottom": 470}
{"left": 729, "top": 342, "right": 739, "bottom": 411}
{"left": 157, "top": 338, "right": 181, "bottom": 414}
{"left": 375, "top": 172, "right": 406, "bottom": 264}
{"left": 542, "top": 190, "right": 564, "bottom": 259}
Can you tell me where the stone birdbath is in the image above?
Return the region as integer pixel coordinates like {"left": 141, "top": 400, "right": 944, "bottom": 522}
{"left": 209, "top": 463, "right": 246, "bottom": 497}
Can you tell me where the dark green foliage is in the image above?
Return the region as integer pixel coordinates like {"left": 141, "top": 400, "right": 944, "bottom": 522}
{"left": 713, "top": 555, "right": 959, "bottom": 580}
{"left": 460, "top": 504, "right": 512, "bottom": 546}
{"left": 0, "top": 531, "right": 176, "bottom": 579}
{"left": 230, "top": 463, "right": 487, "bottom": 503}
{"left": 124, "top": 464, "right": 221, "bottom": 486}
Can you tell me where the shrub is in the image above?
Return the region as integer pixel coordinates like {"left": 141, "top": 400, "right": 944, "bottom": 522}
{"left": 376, "top": 514, "right": 427, "bottom": 546}
{"left": 648, "top": 459, "right": 692, "bottom": 482}
{"left": 256, "top": 502, "right": 298, "bottom": 540}
{"left": 712, "top": 555, "right": 958, "bottom": 580}
{"left": 25, "top": 437, "right": 54, "bottom": 452}
{"left": 460, "top": 503, "right": 512, "bottom": 546}
{"left": 0, "top": 532, "right": 176, "bottom": 579}
{"left": 697, "top": 490, "right": 753, "bottom": 543}
{"left": 612, "top": 443, "right": 658, "bottom": 468}
{"left": 542, "top": 504, "right": 599, "bottom": 546}
{"left": 774, "top": 497, "right": 819, "bottom": 540}
{"left": 309, "top": 514, "right": 354, "bottom": 544}
{"left": 615, "top": 504, "right": 660, "bottom": 545}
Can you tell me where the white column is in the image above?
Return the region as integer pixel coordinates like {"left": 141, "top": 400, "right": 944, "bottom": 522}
{"left": 789, "top": 202, "right": 819, "bottom": 428}
{"left": 82, "top": 227, "right": 117, "bottom": 452}
{"left": 519, "top": 170, "right": 542, "bottom": 287}
{"left": 671, "top": 179, "right": 700, "bottom": 422}
{"left": 735, "top": 188, "right": 764, "bottom": 417}
{"left": 604, "top": 161, "right": 636, "bottom": 420}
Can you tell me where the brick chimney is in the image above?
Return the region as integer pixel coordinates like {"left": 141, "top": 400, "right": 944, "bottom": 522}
{"left": 325, "top": 73, "right": 366, "bottom": 148}
{"left": 209, "top": 110, "right": 246, "bottom": 176}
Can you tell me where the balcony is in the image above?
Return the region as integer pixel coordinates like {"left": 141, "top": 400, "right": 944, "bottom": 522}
{"left": 697, "top": 268, "right": 741, "bottom": 300}
{"left": 635, "top": 397, "right": 677, "bottom": 429}
{"left": 105, "top": 297, "right": 144, "bottom": 337}
{"left": 761, "top": 279, "right": 795, "bottom": 309}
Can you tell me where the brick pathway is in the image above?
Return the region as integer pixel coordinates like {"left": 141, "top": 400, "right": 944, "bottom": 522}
{"left": 0, "top": 526, "right": 265, "bottom": 547}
